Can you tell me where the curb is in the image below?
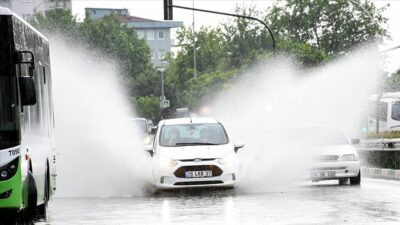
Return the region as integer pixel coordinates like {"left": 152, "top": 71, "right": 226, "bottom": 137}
{"left": 361, "top": 167, "right": 400, "bottom": 180}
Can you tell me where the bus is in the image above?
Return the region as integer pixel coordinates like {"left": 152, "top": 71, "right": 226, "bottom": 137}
{"left": 0, "top": 7, "right": 56, "bottom": 223}
{"left": 368, "top": 92, "right": 400, "bottom": 132}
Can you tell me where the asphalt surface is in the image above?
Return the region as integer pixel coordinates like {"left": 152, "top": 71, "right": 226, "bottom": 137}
{"left": 36, "top": 178, "right": 400, "bottom": 225}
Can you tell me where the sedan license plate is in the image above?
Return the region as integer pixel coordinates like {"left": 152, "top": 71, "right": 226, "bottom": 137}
{"left": 185, "top": 170, "right": 212, "bottom": 178}
{"left": 311, "top": 171, "right": 336, "bottom": 179}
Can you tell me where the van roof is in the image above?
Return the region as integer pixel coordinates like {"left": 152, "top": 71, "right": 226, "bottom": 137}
{"left": 161, "top": 117, "right": 220, "bottom": 125}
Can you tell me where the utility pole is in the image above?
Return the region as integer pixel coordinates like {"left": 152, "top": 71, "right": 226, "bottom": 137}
{"left": 192, "top": 0, "right": 197, "bottom": 79}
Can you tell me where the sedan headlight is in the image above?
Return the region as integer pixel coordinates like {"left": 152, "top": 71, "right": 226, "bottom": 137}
{"left": 158, "top": 154, "right": 177, "bottom": 167}
{"left": 341, "top": 154, "right": 359, "bottom": 161}
{"left": 218, "top": 153, "right": 235, "bottom": 165}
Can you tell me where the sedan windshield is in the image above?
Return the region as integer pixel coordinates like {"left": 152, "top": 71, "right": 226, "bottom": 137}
{"left": 286, "top": 127, "right": 349, "bottom": 146}
{"left": 160, "top": 123, "right": 229, "bottom": 147}
{"left": 132, "top": 119, "right": 147, "bottom": 134}
{"left": 0, "top": 76, "right": 18, "bottom": 149}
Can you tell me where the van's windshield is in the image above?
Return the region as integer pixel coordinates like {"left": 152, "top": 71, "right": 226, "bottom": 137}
{"left": 159, "top": 123, "right": 229, "bottom": 147}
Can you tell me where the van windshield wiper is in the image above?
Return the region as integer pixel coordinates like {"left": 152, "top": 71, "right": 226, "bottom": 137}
{"left": 175, "top": 142, "right": 219, "bottom": 146}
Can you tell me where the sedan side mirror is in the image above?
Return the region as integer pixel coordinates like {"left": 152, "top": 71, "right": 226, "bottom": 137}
{"left": 234, "top": 142, "right": 245, "bottom": 153}
{"left": 19, "top": 76, "right": 37, "bottom": 106}
{"left": 150, "top": 126, "right": 158, "bottom": 135}
{"left": 144, "top": 144, "right": 154, "bottom": 157}
{"left": 351, "top": 139, "right": 360, "bottom": 145}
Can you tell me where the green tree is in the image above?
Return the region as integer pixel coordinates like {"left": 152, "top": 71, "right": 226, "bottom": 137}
{"left": 174, "top": 26, "right": 228, "bottom": 82}
{"left": 268, "top": 0, "right": 389, "bottom": 55}
{"left": 31, "top": 9, "right": 78, "bottom": 37}
{"left": 135, "top": 96, "right": 161, "bottom": 121}
{"left": 32, "top": 9, "right": 156, "bottom": 98}
{"left": 222, "top": 6, "right": 274, "bottom": 68}
{"left": 79, "top": 15, "right": 154, "bottom": 89}
{"left": 384, "top": 69, "right": 400, "bottom": 91}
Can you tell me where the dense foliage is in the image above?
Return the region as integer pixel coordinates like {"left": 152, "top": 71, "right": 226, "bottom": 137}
{"left": 268, "top": 0, "right": 389, "bottom": 55}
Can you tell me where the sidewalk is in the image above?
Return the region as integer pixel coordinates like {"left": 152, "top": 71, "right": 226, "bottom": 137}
{"left": 361, "top": 167, "right": 400, "bottom": 180}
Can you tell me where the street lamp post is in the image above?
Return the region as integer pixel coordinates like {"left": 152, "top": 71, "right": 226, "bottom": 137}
{"left": 161, "top": 68, "right": 165, "bottom": 102}
{"left": 157, "top": 61, "right": 169, "bottom": 110}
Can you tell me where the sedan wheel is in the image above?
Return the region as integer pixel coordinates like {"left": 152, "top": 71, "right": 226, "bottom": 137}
{"left": 350, "top": 171, "right": 361, "bottom": 185}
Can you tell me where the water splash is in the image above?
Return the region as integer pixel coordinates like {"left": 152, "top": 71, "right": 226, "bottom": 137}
{"left": 205, "top": 46, "right": 382, "bottom": 193}
{"left": 50, "top": 38, "right": 153, "bottom": 197}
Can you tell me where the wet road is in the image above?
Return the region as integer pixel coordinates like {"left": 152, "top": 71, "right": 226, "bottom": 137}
{"left": 38, "top": 178, "right": 400, "bottom": 225}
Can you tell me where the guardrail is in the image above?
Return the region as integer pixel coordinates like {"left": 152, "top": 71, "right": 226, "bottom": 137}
{"left": 357, "top": 138, "right": 400, "bottom": 151}
{"left": 357, "top": 139, "right": 400, "bottom": 169}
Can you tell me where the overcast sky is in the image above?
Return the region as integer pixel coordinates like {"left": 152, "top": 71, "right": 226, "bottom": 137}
{"left": 71, "top": 0, "right": 400, "bottom": 72}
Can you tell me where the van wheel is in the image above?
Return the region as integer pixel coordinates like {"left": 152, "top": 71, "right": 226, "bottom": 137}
{"left": 25, "top": 171, "right": 37, "bottom": 223}
{"left": 350, "top": 171, "right": 361, "bottom": 185}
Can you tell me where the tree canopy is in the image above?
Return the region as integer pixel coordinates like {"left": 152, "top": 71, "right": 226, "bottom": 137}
{"left": 31, "top": 1, "right": 391, "bottom": 121}
{"left": 268, "top": 0, "right": 389, "bottom": 55}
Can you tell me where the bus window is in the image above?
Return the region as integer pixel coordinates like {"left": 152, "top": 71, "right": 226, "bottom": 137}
{"left": 392, "top": 103, "right": 400, "bottom": 121}
{"left": 0, "top": 76, "right": 18, "bottom": 148}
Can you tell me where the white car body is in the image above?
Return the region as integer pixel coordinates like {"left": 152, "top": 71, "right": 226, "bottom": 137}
{"left": 287, "top": 127, "right": 361, "bottom": 184}
{"left": 148, "top": 117, "right": 242, "bottom": 189}
{"left": 310, "top": 144, "right": 360, "bottom": 183}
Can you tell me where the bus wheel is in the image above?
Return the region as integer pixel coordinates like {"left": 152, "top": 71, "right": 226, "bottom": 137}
{"left": 1, "top": 211, "right": 18, "bottom": 225}
{"left": 36, "top": 169, "right": 50, "bottom": 221}
{"left": 24, "top": 171, "right": 38, "bottom": 223}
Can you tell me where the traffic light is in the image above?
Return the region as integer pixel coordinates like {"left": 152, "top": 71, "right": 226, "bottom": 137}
{"left": 163, "top": 0, "right": 173, "bottom": 20}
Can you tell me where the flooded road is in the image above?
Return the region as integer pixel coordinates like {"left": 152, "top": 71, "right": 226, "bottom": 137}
{"left": 37, "top": 178, "right": 400, "bottom": 225}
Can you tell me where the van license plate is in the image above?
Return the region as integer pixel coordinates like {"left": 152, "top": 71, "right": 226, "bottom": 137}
{"left": 185, "top": 170, "right": 212, "bottom": 178}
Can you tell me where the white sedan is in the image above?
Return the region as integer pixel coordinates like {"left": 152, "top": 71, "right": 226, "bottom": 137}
{"left": 145, "top": 117, "right": 244, "bottom": 189}
{"left": 286, "top": 127, "right": 361, "bottom": 185}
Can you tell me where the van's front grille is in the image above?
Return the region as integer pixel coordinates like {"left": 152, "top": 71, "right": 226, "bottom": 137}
{"left": 174, "top": 181, "right": 223, "bottom": 186}
{"left": 178, "top": 158, "right": 216, "bottom": 162}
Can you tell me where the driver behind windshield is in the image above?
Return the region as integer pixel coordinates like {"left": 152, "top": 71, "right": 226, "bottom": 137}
{"left": 166, "top": 128, "right": 180, "bottom": 146}
{"left": 198, "top": 128, "right": 210, "bottom": 143}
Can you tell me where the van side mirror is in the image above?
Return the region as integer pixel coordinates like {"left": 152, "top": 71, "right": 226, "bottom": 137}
{"left": 234, "top": 142, "right": 245, "bottom": 153}
{"left": 351, "top": 139, "right": 360, "bottom": 145}
{"left": 19, "top": 77, "right": 36, "bottom": 106}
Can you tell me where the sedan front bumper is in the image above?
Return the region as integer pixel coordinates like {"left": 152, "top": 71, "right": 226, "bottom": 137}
{"left": 310, "top": 161, "right": 360, "bottom": 181}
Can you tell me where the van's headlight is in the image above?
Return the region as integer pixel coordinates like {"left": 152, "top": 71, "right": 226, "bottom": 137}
{"left": 158, "top": 154, "right": 177, "bottom": 167}
{"left": 341, "top": 154, "right": 359, "bottom": 161}
{"left": 218, "top": 153, "right": 235, "bottom": 165}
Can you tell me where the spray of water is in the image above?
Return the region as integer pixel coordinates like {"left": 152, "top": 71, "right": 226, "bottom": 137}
{"left": 204, "top": 46, "right": 382, "bottom": 193}
{"left": 50, "top": 38, "right": 153, "bottom": 197}
{"left": 49, "top": 34, "right": 381, "bottom": 196}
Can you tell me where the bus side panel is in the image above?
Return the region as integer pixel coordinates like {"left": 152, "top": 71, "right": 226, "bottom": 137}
{"left": 12, "top": 16, "right": 56, "bottom": 205}
{"left": 0, "top": 15, "right": 23, "bottom": 211}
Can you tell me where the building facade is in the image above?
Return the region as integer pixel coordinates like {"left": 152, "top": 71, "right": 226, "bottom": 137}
{"left": 85, "top": 8, "right": 183, "bottom": 67}
{"left": 0, "top": 0, "right": 71, "bottom": 21}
